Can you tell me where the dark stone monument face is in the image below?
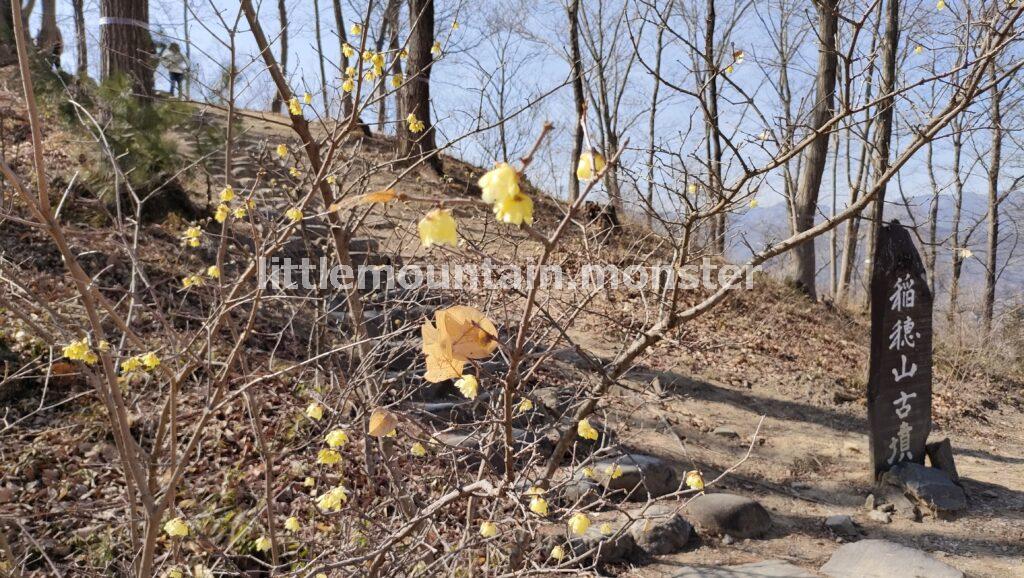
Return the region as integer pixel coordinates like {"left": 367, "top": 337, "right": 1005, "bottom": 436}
{"left": 868, "top": 220, "right": 933, "bottom": 479}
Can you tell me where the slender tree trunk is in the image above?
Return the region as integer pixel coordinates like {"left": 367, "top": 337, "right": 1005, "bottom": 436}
{"left": 100, "top": 0, "right": 155, "bottom": 96}
{"left": 36, "top": 0, "right": 61, "bottom": 66}
{"left": 645, "top": 1, "right": 669, "bottom": 226}
{"left": 183, "top": 0, "right": 191, "bottom": 98}
{"left": 983, "top": 67, "right": 1002, "bottom": 332}
{"left": 948, "top": 126, "right": 965, "bottom": 319}
{"left": 398, "top": 0, "right": 440, "bottom": 171}
{"left": 703, "top": 0, "right": 725, "bottom": 254}
{"left": 925, "top": 141, "right": 940, "bottom": 290}
{"left": 313, "top": 0, "right": 329, "bottom": 111}
{"left": 866, "top": 0, "right": 900, "bottom": 271}
{"left": 332, "top": 0, "right": 368, "bottom": 132}
{"left": 73, "top": 0, "right": 87, "bottom": 77}
{"left": 271, "top": 0, "right": 288, "bottom": 113}
{"left": 568, "top": 0, "right": 584, "bottom": 202}
{"left": 790, "top": 0, "right": 839, "bottom": 299}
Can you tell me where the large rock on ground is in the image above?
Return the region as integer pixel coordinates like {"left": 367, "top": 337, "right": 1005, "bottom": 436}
{"left": 565, "top": 526, "right": 637, "bottom": 565}
{"left": 685, "top": 493, "right": 771, "bottom": 539}
{"left": 882, "top": 462, "right": 966, "bottom": 518}
{"left": 652, "top": 560, "right": 818, "bottom": 577}
{"left": 586, "top": 453, "right": 678, "bottom": 500}
{"left": 820, "top": 539, "right": 963, "bottom": 578}
{"left": 629, "top": 503, "right": 694, "bottom": 555}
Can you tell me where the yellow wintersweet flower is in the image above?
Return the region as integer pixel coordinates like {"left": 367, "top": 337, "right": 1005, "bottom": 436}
{"left": 288, "top": 97, "right": 302, "bottom": 116}
{"left": 303, "top": 476, "right": 316, "bottom": 487}
{"left": 371, "top": 52, "right": 385, "bottom": 72}
{"left": 454, "top": 374, "right": 479, "bottom": 399}
{"left": 576, "top": 151, "right": 606, "bottom": 181}
{"left": 342, "top": 77, "right": 355, "bottom": 93}
{"left": 936, "top": 0, "right": 945, "bottom": 9}
{"left": 207, "top": 265, "right": 220, "bottom": 279}
{"left": 254, "top": 536, "right": 272, "bottom": 552}
{"left": 289, "top": 166, "right": 302, "bottom": 178}
{"left": 452, "top": 21, "right": 460, "bottom": 30}
{"left": 219, "top": 185, "right": 235, "bottom": 203}
{"left": 183, "top": 226, "right": 202, "bottom": 248}
{"left": 685, "top": 470, "right": 705, "bottom": 491}
{"left": 284, "top": 516, "right": 301, "bottom": 532}
{"left": 568, "top": 512, "right": 590, "bottom": 535}
{"left": 550, "top": 545, "right": 565, "bottom": 561}
{"left": 391, "top": 73, "right": 403, "bottom": 88}
{"left": 141, "top": 352, "right": 160, "bottom": 370}
{"left": 163, "top": 517, "right": 189, "bottom": 537}
{"left": 276, "top": 143, "right": 288, "bottom": 158}
{"left": 63, "top": 339, "right": 98, "bottom": 365}
{"left": 478, "top": 163, "right": 519, "bottom": 204}
{"left": 517, "top": 398, "right": 534, "bottom": 412}
{"left": 233, "top": 206, "right": 248, "bottom": 219}
{"left": 479, "top": 521, "right": 498, "bottom": 538}
{"left": 417, "top": 208, "right": 458, "bottom": 248}
{"left": 342, "top": 43, "right": 355, "bottom": 58}
{"left": 582, "top": 466, "right": 595, "bottom": 478}
{"left": 214, "top": 203, "right": 230, "bottom": 223}
{"left": 605, "top": 464, "right": 623, "bottom": 480}
{"left": 345, "top": 65, "right": 356, "bottom": 77}
{"left": 362, "top": 50, "right": 373, "bottom": 61}
{"left": 121, "top": 356, "right": 143, "bottom": 373}
{"left": 406, "top": 112, "right": 426, "bottom": 133}
{"left": 303, "top": 92, "right": 313, "bottom": 105}
{"left": 529, "top": 496, "right": 549, "bottom": 516}
{"left": 285, "top": 207, "right": 303, "bottom": 222}
{"left": 410, "top": 442, "right": 427, "bottom": 457}
{"left": 399, "top": 48, "right": 408, "bottom": 59}
{"left": 325, "top": 429, "right": 349, "bottom": 448}
{"left": 317, "top": 449, "right": 342, "bottom": 465}
{"left": 165, "top": 568, "right": 184, "bottom": 578}
{"left": 599, "top": 522, "right": 613, "bottom": 536}
{"left": 317, "top": 485, "right": 349, "bottom": 511}
{"left": 726, "top": 65, "right": 734, "bottom": 74}
{"left": 431, "top": 41, "right": 442, "bottom": 56}
{"left": 748, "top": 198, "right": 759, "bottom": 209}
{"left": 914, "top": 45, "right": 924, "bottom": 54}
{"left": 326, "top": 175, "right": 337, "bottom": 185}
{"left": 493, "top": 192, "right": 534, "bottom": 226}
{"left": 182, "top": 275, "right": 204, "bottom": 289}
{"left": 577, "top": 418, "right": 599, "bottom": 441}
{"left": 350, "top": 23, "right": 362, "bottom": 36}
{"left": 306, "top": 402, "right": 324, "bottom": 421}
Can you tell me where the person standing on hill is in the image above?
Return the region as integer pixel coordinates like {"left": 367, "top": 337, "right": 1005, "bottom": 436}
{"left": 159, "top": 43, "right": 189, "bottom": 98}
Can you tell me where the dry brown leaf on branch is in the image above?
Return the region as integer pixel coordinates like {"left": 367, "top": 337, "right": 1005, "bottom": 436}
{"left": 420, "top": 306, "right": 498, "bottom": 383}
{"left": 328, "top": 189, "right": 398, "bottom": 212}
{"left": 368, "top": 408, "right": 399, "bottom": 437}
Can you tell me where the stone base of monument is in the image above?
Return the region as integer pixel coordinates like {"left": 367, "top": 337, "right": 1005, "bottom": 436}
{"left": 878, "top": 462, "right": 967, "bottom": 519}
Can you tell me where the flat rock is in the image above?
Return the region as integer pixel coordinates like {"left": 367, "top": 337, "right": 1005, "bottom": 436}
{"left": 820, "top": 539, "right": 963, "bottom": 578}
{"left": 586, "top": 453, "right": 678, "bottom": 500}
{"left": 650, "top": 560, "right": 818, "bottom": 577}
{"left": 630, "top": 503, "right": 694, "bottom": 555}
{"left": 882, "top": 462, "right": 966, "bottom": 518}
{"left": 824, "top": 515, "right": 859, "bottom": 538}
{"left": 685, "top": 493, "right": 771, "bottom": 539}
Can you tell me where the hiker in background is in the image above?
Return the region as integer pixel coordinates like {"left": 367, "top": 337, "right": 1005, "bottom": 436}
{"left": 159, "top": 43, "right": 189, "bottom": 98}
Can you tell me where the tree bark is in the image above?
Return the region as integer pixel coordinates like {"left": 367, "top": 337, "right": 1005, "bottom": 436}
{"left": 568, "top": 0, "right": 584, "bottom": 202}
{"left": 948, "top": 125, "right": 964, "bottom": 319}
{"left": 789, "top": 0, "right": 839, "bottom": 299}
{"left": 983, "top": 66, "right": 1002, "bottom": 332}
{"left": 866, "top": 0, "right": 900, "bottom": 278}
{"left": 703, "top": 0, "right": 725, "bottom": 254}
{"left": 100, "top": 0, "right": 155, "bottom": 96}
{"left": 270, "top": 0, "right": 288, "bottom": 113}
{"left": 35, "top": 0, "right": 61, "bottom": 66}
{"left": 398, "top": 0, "right": 440, "bottom": 171}
{"left": 73, "top": 0, "right": 87, "bottom": 77}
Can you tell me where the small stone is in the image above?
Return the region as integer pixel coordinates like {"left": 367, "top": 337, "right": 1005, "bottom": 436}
{"left": 882, "top": 462, "right": 966, "bottom": 518}
{"left": 868, "top": 510, "right": 892, "bottom": 524}
{"left": 825, "top": 515, "right": 859, "bottom": 538}
{"left": 864, "top": 494, "right": 876, "bottom": 511}
{"left": 630, "top": 504, "right": 694, "bottom": 555}
{"left": 685, "top": 493, "right": 771, "bottom": 539}
{"left": 713, "top": 426, "right": 740, "bottom": 439}
{"left": 821, "top": 539, "right": 964, "bottom": 578}
{"left": 722, "top": 534, "right": 735, "bottom": 545}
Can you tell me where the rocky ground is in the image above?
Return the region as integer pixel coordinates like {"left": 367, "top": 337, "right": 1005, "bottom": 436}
{"left": 1, "top": 69, "right": 1023, "bottom": 577}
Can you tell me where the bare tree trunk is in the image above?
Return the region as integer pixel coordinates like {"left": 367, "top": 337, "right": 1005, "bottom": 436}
{"left": 790, "top": 0, "right": 839, "bottom": 299}
{"left": 313, "top": 0, "right": 328, "bottom": 111}
{"left": 948, "top": 125, "right": 964, "bottom": 319}
{"left": 398, "top": 0, "right": 440, "bottom": 171}
{"left": 36, "top": 0, "right": 61, "bottom": 67}
{"left": 925, "top": 141, "right": 940, "bottom": 290}
{"left": 983, "top": 66, "right": 1002, "bottom": 333}
{"left": 73, "top": 0, "right": 87, "bottom": 77}
{"left": 645, "top": 0, "right": 670, "bottom": 226}
{"left": 270, "top": 0, "right": 288, "bottom": 113}
{"left": 703, "top": 0, "right": 725, "bottom": 254}
{"left": 100, "top": 0, "right": 155, "bottom": 96}
{"left": 866, "top": 0, "right": 900, "bottom": 273}
{"left": 568, "top": 0, "right": 584, "bottom": 202}
{"left": 376, "top": 1, "right": 400, "bottom": 132}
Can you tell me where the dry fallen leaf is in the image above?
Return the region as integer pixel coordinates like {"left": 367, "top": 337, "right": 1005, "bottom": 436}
{"left": 368, "top": 408, "right": 399, "bottom": 437}
{"left": 329, "top": 189, "right": 398, "bottom": 211}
